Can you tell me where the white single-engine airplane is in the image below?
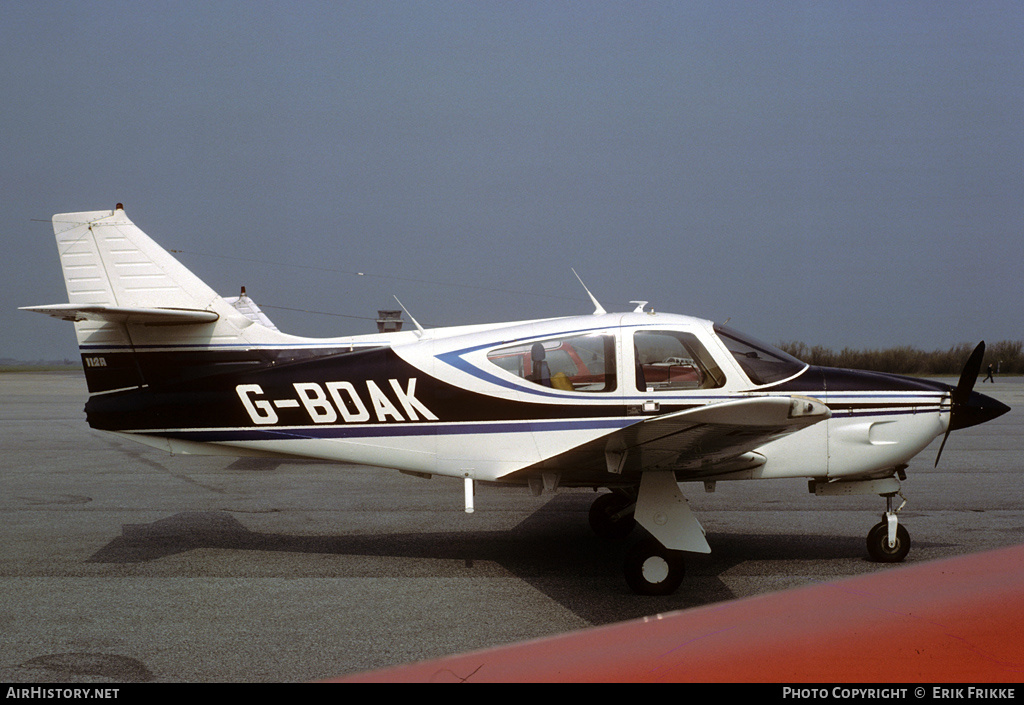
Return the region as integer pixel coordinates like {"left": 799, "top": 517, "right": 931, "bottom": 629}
{"left": 23, "top": 206, "right": 1010, "bottom": 594}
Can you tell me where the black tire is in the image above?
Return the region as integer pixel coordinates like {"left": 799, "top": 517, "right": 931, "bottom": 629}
{"left": 866, "top": 521, "right": 911, "bottom": 563}
{"left": 588, "top": 492, "right": 636, "bottom": 540}
{"left": 624, "top": 539, "right": 686, "bottom": 595}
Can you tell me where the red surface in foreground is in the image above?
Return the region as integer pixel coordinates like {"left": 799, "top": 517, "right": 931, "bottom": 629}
{"left": 337, "top": 544, "right": 1024, "bottom": 682}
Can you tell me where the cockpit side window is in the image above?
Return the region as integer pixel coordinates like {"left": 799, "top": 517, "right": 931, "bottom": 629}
{"left": 633, "top": 331, "right": 726, "bottom": 391}
{"left": 714, "top": 324, "right": 808, "bottom": 386}
{"left": 487, "top": 333, "right": 617, "bottom": 393}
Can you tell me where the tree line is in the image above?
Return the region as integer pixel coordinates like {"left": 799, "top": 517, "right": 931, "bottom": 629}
{"left": 776, "top": 340, "right": 1023, "bottom": 377}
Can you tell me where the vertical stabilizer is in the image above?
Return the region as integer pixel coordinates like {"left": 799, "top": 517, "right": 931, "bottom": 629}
{"left": 27, "top": 206, "right": 299, "bottom": 392}
{"left": 51, "top": 205, "right": 230, "bottom": 345}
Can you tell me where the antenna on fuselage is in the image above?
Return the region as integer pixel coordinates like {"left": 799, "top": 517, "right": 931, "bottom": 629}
{"left": 393, "top": 296, "right": 425, "bottom": 337}
{"left": 571, "top": 268, "right": 606, "bottom": 316}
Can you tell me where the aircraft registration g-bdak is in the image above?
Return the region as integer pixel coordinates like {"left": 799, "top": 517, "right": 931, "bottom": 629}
{"left": 23, "top": 206, "right": 1010, "bottom": 595}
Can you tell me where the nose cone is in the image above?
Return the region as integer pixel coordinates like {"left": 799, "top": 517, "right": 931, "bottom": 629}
{"left": 950, "top": 390, "right": 1011, "bottom": 431}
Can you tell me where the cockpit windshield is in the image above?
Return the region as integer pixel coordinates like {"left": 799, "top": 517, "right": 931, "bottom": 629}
{"left": 714, "top": 324, "right": 807, "bottom": 386}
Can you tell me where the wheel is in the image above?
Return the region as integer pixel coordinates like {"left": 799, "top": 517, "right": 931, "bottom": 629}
{"left": 624, "top": 539, "right": 686, "bottom": 595}
{"left": 588, "top": 492, "right": 636, "bottom": 540}
{"left": 866, "top": 521, "right": 911, "bottom": 563}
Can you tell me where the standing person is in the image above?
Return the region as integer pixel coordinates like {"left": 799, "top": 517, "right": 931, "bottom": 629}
{"left": 983, "top": 363, "right": 995, "bottom": 383}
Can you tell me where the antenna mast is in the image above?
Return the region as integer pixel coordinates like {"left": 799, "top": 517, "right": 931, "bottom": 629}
{"left": 571, "top": 269, "right": 606, "bottom": 315}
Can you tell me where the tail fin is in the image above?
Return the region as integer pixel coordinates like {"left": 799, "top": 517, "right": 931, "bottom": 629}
{"left": 22, "top": 205, "right": 293, "bottom": 392}
{"left": 55, "top": 205, "right": 221, "bottom": 310}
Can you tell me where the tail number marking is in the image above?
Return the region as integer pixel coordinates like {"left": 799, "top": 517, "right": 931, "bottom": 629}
{"left": 236, "top": 380, "right": 438, "bottom": 426}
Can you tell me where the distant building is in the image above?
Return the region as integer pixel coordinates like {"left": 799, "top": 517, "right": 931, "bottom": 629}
{"left": 376, "top": 310, "right": 403, "bottom": 333}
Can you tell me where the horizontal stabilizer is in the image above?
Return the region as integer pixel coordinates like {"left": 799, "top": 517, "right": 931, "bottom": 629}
{"left": 20, "top": 303, "right": 219, "bottom": 326}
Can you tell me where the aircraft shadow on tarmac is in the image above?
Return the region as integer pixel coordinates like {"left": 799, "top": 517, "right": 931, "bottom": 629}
{"left": 85, "top": 494, "right": 922, "bottom": 626}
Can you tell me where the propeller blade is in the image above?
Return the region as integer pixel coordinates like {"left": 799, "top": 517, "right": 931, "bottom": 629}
{"left": 934, "top": 429, "right": 951, "bottom": 467}
{"left": 935, "top": 341, "right": 985, "bottom": 467}
{"left": 952, "top": 341, "right": 986, "bottom": 407}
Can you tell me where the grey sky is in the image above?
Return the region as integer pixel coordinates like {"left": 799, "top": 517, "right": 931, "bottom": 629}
{"left": 4, "top": 1, "right": 1022, "bottom": 362}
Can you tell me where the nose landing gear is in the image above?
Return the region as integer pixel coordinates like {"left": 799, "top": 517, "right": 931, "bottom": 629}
{"left": 809, "top": 474, "right": 912, "bottom": 564}
{"left": 866, "top": 491, "right": 910, "bottom": 563}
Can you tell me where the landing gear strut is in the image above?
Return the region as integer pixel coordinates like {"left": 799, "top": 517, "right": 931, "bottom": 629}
{"left": 866, "top": 492, "right": 911, "bottom": 563}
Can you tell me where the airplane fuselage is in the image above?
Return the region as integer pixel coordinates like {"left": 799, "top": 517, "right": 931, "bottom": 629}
{"left": 78, "top": 311, "right": 997, "bottom": 489}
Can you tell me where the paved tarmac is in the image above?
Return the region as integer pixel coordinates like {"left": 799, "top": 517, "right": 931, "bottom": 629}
{"left": 0, "top": 371, "right": 1020, "bottom": 683}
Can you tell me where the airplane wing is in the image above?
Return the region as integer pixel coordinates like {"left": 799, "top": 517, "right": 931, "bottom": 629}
{"left": 515, "top": 395, "right": 830, "bottom": 485}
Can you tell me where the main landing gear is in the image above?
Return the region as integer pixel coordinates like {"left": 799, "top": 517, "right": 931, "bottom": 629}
{"left": 589, "top": 472, "right": 710, "bottom": 596}
{"left": 588, "top": 490, "right": 636, "bottom": 540}
{"left": 588, "top": 491, "right": 687, "bottom": 595}
{"left": 623, "top": 538, "right": 687, "bottom": 596}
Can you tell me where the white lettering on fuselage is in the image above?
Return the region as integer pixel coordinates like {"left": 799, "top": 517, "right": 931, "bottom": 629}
{"left": 235, "top": 380, "right": 438, "bottom": 426}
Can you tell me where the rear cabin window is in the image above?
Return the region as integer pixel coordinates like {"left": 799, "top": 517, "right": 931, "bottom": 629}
{"left": 487, "top": 333, "right": 617, "bottom": 392}
{"left": 634, "top": 331, "right": 726, "bottom": 391}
